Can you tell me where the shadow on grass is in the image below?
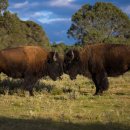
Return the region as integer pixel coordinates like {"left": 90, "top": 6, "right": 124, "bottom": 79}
{"left": 115, "top": 92, "right": 130, "bottom": 96}
{"left": 0, "top": 116, "right": 129, "bottom": 130}
{"left": 0, "top": 79, "right": 54, "bottom": 95}
{"left": 115, "top": 92, "right": 126, "bottom": 96}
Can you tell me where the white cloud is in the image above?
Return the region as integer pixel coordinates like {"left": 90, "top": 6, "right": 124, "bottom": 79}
{"left": 31, "top": 11, "right": 53, "bottom": 18}
{"left": 20, "top": 17, "right": 29, "bottom": 21}
{"left": 11, "top": 0, "right": 77, "bottom": 9}
{"left": 123, "top": 5, "right": 130, "bottom": 15}
{"left": 31, "top": 11, "right": 71, "bottom": 24}
{"left": 55, "top": 41, "right": 64, "bottom": 43}
{"left": 49, "top": 0, "right": 74, "bottom": 6}
{"left": 13, "top": 1, "right": 29, "bottom": 9}
{"left": 38, "top": 17, "right": 71, "bottom": 24}
{"left": 12, "top": 0, "right": 77, "bottom": 9}
{"left": 48, "top": 0, "right": 79, "bottom": 8}
{"left": 20, "top": 11, "right": 71, "bottom": 24}
{"left": 11, "top": 1, "right": 39, "bottom": 9}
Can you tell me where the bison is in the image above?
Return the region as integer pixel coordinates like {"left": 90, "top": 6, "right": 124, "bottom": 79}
{"left": 64, "top": 44, "right": 130, "bottom": 95}
{"left": 0, "top": 46, "right": 63, "bottom": 96}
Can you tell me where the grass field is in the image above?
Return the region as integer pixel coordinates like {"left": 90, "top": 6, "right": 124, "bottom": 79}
{"left": 0, "top": 73, "right": 129, "bottom": 130}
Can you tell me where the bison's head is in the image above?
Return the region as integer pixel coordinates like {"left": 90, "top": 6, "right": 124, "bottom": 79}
{"left": 47, "top": 52, "right": 63, "bottom": 81}
{"left": 64, "top": 49, "right": 81, "bottom": 80}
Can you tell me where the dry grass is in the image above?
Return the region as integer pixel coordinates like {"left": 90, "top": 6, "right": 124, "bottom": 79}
{"left": 0, "top": 72, "right": 129, "bottom": 130}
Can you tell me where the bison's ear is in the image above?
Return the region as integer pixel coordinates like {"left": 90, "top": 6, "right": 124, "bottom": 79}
{"left": 47, "top": 52, "right": 59, "bottom": 63}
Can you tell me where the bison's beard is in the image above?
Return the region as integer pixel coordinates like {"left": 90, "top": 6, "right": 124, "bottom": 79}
{"left": 68, "top": 71, "right": 77, "bottom": 80}
{"left": 69, "top": 75, "right": 76, "bottom": 80}
{"left": 49, "top": 73, "right": 63, "bottom": 81}
{"left": 50, "top": 76, "right": 57, "bottom": 81}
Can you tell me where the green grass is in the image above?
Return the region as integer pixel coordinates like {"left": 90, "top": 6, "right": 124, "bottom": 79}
{"left": 0, "top": 73, "right": 129, "bottom": 130}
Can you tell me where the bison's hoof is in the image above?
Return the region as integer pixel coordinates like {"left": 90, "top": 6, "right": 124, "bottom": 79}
{"left": 29, "top": 92, "right": 34, "bottom": 96}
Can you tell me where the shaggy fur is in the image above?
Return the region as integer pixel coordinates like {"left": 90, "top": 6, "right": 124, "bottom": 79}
{"left": 0, "top": 46, "right": 63, "bottom": 96}
{"left": 64, "top": 44, "right": 130, "bottom": 95}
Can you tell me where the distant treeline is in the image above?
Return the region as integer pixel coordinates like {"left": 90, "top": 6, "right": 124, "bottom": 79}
{"left": 0, "top": 0, "right": 130, "bottom": 54}
{"left": 0, "top": 11, "right": 50, "bottom": 50}
{"left": 0, "top": 10, "right": 72, "bottom": 54}
{"left": 68, "top": 2, "right": 130, "bottom": 45}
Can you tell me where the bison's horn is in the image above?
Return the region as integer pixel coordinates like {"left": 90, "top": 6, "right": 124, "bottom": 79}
{"left": 53, "top": 52, "right": 57, "bottom": 61}
{"left": 71, "top": 50, "right": 74, "bottom": 60}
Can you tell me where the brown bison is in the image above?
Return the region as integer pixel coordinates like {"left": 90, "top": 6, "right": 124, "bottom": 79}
{"left": 64, "top": 44, "right": 130, "bottom": 95}
{"left": 0, "top": 46, "right": 63, "bottom": 96}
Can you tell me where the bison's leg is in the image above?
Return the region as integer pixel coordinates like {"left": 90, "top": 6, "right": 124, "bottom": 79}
{"left": 24, "top": 78, "right": 37, "bottom": 96}
{"left": 92, "top": 71, "right": 109, "bottom": 95}
{"left": 92, "top": 74, "right": 99, "bottom": 95}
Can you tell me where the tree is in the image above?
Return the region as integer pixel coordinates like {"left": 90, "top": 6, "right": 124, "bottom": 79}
{"left": 0, "top": 0, "right": 8, "bottom": 15}
{"left": 0, "top": 11, "right": 50, "bottom": 49}
{"left": 68, "top": 2, "right": 130, "bottom": 45}
{"left": 51, "top": 42, "right": 70, "bottom": 55}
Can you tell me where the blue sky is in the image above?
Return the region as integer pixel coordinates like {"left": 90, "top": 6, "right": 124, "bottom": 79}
{"left": 8, "top": 0, "right": 130, "bottom": 44}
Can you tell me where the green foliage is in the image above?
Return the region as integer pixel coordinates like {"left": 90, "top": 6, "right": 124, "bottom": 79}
{"left": 68, "top": 2, "right": 130, "bottom": 45}
{"left": 0, "top": 11, "right": 50, "bottom": 50}
{"left": 0, "top": 0, "right": 8, "bottom": 15}
{"left": 51, "top": 42, "right": 71, "bottom": 54}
